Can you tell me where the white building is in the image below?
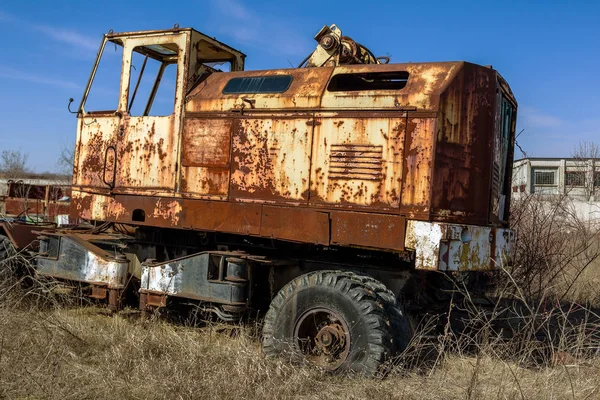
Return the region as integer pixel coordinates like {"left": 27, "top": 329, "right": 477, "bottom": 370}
{"left": 512, "top": 158, "right": 600, "bottom": 222}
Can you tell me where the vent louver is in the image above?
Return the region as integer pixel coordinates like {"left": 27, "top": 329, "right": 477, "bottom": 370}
{"left": 329, "top": 144, "right": 383, "bottom": 181}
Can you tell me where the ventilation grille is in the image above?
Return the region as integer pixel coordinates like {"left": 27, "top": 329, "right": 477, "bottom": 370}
{"left": 329, "top": 144, "right": 383, "bottom": 180}
{"left": 492, "top": 162, "right": 500, "bottom": 199}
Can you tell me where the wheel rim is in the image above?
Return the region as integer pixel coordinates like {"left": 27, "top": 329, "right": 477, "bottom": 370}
{"left": 293, "top": 307, "right": 351, "bottom": 370}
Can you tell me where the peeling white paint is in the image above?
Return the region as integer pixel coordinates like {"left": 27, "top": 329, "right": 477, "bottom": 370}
{"left": 405, "top": 220, "right": 515, "bottom": 271}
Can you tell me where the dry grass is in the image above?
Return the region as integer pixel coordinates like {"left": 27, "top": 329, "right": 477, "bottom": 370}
{"left": 0, "top": 280, "right": 599, "bottom": 398}
{"left": 0, "top": 304, "right": 599, "bottom": 400}
{"left": 1, "top": 192, "right": 600, "bottom": 399}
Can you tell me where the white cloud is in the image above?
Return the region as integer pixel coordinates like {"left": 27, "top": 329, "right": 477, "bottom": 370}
{"left": 208, "top": 0, "right": 312, "bottom": 58}
{"left": 519, "top": 106, "right": 563, "bottom": 128}
{"left": 0, "top": 9, "right": 97, "bottom": 52}
{"left": 214, "top": 0, "right": 254, "bottom": 22}
{"left": 0, "top": 66, "right": 81, "bottom": 90}
{"left": 34, "top": 25, "right": 98, "bottom": 51}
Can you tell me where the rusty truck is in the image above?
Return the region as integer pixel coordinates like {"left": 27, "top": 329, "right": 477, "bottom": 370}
{"left": 2, "top": 24, "right": 518, "bottom": 374}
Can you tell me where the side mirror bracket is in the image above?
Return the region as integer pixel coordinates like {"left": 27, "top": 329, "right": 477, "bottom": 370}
{"left": 67, "top": 98, "right": 78, "bottom": 114}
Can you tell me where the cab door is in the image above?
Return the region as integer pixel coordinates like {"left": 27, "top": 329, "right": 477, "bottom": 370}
{"left": 113, "top": 32, "right": 189, "bottom": 196}
{"left": 74, "top": 37, "right": 124, "bottom": 192}
{"left": 74, "top": 32, "right": 189, "bottom": 197}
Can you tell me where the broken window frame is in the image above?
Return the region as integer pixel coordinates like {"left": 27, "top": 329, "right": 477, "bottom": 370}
{"left": 222, "top": 75, "right": 293, "bottom": 94}
{"left": 127, "top": 43, "right": 179, "bottom": 117}
{"left": 79, "top": 38, "right": 125, "bottom": 115}
{"left": 327, "top": 71, "right": 410, "bottom": 92}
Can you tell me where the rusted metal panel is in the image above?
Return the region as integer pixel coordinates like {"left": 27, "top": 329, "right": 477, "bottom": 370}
{"left": 180, "top": 118, "right": 231, "bottom": 198}
{"left": 74, "top": 116, "right": 120, "bottom": 190}
{"left": 320, "top": 62, "right": 461, "bottom": 111}
{"left": 140, "top": 252, "right": 249, "bottom": 305}
{"left": 330, "top": 211, "right": 405, "bottom": 251}
{"left": 405, "top": 220, "right": 515, "bottom": 271}
{"left": 230, "top": 116, "right": 312, "bottom": 203}
{"left": 430, "top": 63, "right": 496, "bottom": 224}
{"left": 0, "top": 221, "right": 44, "bottom": 250}
{"left": 5, "top": 198, "right": 43, "bottom": 215}
{"left": 260, "top": 206, "right": 329, "bottom": 245}
{"left": 90, "top": 286, "right": 108, "bottom": 299}
{"left": 182, "top": 119, "right": 232, "bottom": 167}
{"left": 37, "top": 234, "right": 129, "bottom": 288}
{"left": 5, "top": 198, "right": 70, "bottom": 219}
{"left": 310, "top": 113, "right": 405, "bottom": 209}
{"left": 71, "top": 190, "right": 262, "bottom": 235}
{"left": 113, "top": 33, "right": 188, "bottom": 194}
{"left": 400, "top": 117, "right": 435, "bottom": 217}
{"left": 185, "top": 67, "right": 334, "bottom": 112}
{"left": 115, "top": 116, "right": 179, "bottom": 191}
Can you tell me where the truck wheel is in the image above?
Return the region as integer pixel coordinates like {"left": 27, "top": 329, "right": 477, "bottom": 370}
{"left": 335, "top": 271, "right": 414, "bottom": 353}
{"left": 262, "top": 271, "right": 393, "bottom": 375}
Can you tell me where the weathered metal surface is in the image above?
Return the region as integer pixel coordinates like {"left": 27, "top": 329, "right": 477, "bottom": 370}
{"left": 3, "top": 181, "right": 71, "bottom": 219}
{"left": 69, "top": 26, "right": 518, "bottom": 264}
{"left": 310, "top": 114, "right": 406, "bottom": 209}
{"left": 186, "top": 67, "right": 334, "bottom": 112}
{"left": 72, "top": 190, "right": 263, "bottom": 235}
{"left": 140, "top": 252, "right": 249, "bottom": 305}
{"left": 260, "top": 205, "right": 329, "bottom": 245}
{"left": 37, "top": 234, "right": 129, "bottom": 288}
{"left": 230, "top": 116, "right": 312, "bottom": 203}
{"left": 74, "top": 116, "right": 120, "bottom": 190}
{"left": 330, "top": 211, "right": 405, "bottom": 251}
{"left": 319, "top": 63, "right": 460, "bottom": 111}
{"left": 0, "top": 221, "right": 48, "bottom": 250}
{"left": 181, "top": 118, "right": 231, "bottom": 198}
{"left": 115, "top": 34, "right": 188, "bottom": 194}
{"left": 430, "top": 64, "right": 496, "bottom": 224}
{"left": 90, "top": 285, "right": 108, "bottom": 299}
{"left": 401, "top": 117, "right": 436, "bottom": 218}
{"left": 5, "top": 198, "right": 70, "bottom": 218}
{"left": 405, "top": 220, "right": 515, "bottom": 271}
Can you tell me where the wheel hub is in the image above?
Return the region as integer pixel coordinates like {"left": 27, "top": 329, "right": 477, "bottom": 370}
{"left": 315, "top": 324, "right": 346, "bottom": 354}
{"left": 294, "top": 308, "right": 351, "bottom": 370}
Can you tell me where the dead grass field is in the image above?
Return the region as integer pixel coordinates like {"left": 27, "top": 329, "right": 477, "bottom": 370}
{"left": 1, "top": 303, "right": 599, "bottom": 400}
{"left": 1, "top": 194, "right": 599, "bottom": 399}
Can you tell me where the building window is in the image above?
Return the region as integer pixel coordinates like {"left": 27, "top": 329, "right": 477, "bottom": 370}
{"left": 534, "top": 170, "right": 556, "bottom": 186}
{"left": 565, "top": 171, "right": 586, "bottom": 187}
{"left": 594, "top": 171, "right": 600, "bottom": 187}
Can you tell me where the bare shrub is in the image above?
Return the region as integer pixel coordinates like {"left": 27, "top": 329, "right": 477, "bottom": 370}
{"left": 507, "top": 192, "right": 600, "bottom": 302}
{"left": 0, "top": 149, "right": 30, "bottom": 179}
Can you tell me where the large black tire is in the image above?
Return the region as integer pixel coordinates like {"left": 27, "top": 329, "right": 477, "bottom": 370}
{"left": 262, "top": 270, "right": 394, "bottom": 376}
{"left": 334, "top": 270, "right": 414, "bottom": 354}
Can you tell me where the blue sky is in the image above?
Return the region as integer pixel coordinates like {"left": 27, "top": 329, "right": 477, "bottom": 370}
{"left": 0, "top": 0, "right": 598, "bottom": 172}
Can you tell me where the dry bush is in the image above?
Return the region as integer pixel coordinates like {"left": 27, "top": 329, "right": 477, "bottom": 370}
{"left": 507, "top": 192, "right": 600, "bottom": 303}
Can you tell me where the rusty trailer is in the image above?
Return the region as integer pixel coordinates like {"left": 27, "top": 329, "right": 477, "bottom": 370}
{"left": 33, "top": 24, "right": 518, "bottom": 375}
